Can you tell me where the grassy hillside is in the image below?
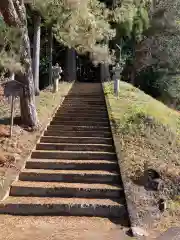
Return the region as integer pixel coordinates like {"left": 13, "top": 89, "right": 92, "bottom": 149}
{"left": 104, "top": 81, "right": 180, "bottom": 234}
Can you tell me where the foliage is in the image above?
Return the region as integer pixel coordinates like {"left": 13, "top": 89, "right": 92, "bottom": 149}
{"left": 132, "top": 0, "right": 180, "bottom": 72}
{"left": 110, "top": 0, "right": 150, "bottom": 72}
{"left": 114, "top": 0, "right": 180, "bottom": 109}
{"left": 0, "top": 17, "right": 23, "bottom": 73}
{"left": 155, "top": 73, "right": 180, "bottom": 108}
{"left": 32, "top": 0, "right": 115, "bottom": 63}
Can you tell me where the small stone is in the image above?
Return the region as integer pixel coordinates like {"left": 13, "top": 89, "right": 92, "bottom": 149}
{"left": 131, "top": 226, "right": 149, "bottom": 237}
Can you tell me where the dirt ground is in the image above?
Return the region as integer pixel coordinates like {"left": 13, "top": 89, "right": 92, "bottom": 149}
{"left": 0, "top": 215, "right": 132, "bottom": 240}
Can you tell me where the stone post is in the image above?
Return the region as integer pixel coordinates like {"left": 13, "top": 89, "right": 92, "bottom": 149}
{"left": 113, "top": 64, "right": 121, "bottom": 98}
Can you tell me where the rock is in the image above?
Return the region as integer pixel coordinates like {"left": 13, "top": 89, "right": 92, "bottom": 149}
{"left": 131, "top": 226, "right": 149, "bottom": 237}
{"left": 158, "top": 199, "right": 167, "bottom": 212}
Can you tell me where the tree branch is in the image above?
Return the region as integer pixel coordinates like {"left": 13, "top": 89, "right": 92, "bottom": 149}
{"left": 0, "top": 0, "right": 21, "bottom": 27}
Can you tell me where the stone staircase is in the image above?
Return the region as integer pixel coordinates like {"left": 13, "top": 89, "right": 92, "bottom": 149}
{"left": 0, "top": 83, "right": 129, "bottom": 220}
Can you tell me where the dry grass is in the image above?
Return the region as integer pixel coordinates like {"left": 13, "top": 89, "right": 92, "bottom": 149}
{"left": 104, "top": 81, "right": 180, "bottom": 236}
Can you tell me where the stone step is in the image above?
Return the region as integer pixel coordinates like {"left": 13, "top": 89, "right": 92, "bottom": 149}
{"left": 0, "top": 197, "right": 127, "bottom": 217}
{"left": 64, "top": 95, "right": 104, "bottom": 98}
{"left": 62, "top": 104, "right": 106, "bottom": 107}
{"left": 52, "top": 116, "right": 109, "bottom": 122}
{"left": 65, "top": 97, "right": 105, "bottom": 100}
{"left": 19, "top": 169, "right": 120, "bottom": 183}
{"left": 57, "top": 109, "right": 107, "bottom": 113}
{"left": 63, "top": 102, "right": 106, "bottom": 106}
{"left": 49, "top": 121, "right": 110, "bottom": 127}
{"left": 31, "top": 150, "right": 117, "bottom": 160}
{"left": 63, "top": 103, "right": 106, "bottom": 107}
{"left": 63, "top": 102, "right": 106, "bottom": 105}
{"left": 36, "top": 143, "right": 114, "bottom": 152}
{"left": 60, "top": 102, "right": 106, "bottom": 106}
{"left": 47, "top": 125, "right": 110, "bottom": 131}
{"left": 25, "top": 159, "right": 118, "bottom": 171}
{"left": 10, "top": 181, "right": 123, "bottom": 199}
{"left": 40, "top": 136, "right": 113, "bottom": 144}
{"left": 43, "top": 130, "right": 112, "bottom": 138}
{"left": 55, "top": 112, "right": 108, "bottom": 118}
{"left": 65, "top": 95, "right": 104, "bottom": 98}
{"left": 59, "top": 106, "right": 107, "bottom": 111}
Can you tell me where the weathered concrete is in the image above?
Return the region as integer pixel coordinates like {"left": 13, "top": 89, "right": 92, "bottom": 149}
{"left": 10, "top": 181, "right": 123, "bottom": 199}
{"left": 40, "top": 136, "right": 113, "bottom": 144}
{"left": 19, "top": 169, "right": 120, "bottom": 184}
{"left": 36, "top": 142, "right": 114, "bottom": 152}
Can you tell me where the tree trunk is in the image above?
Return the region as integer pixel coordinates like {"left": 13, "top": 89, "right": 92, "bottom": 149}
{"left": 48, "top": 26, "right": 53, "bottom": 86}
{"left": 104, "top": 63, "right": 110, "bottom": 81}
{"left": 32, "top": 13, "right": 41, "bottom": 96}
{"left": 0, "top": 0, "right": 38, "bottom": 127}
{"left": 130, "top": 67, "right": 135, "bottom": 85}
{"left": 66, "top": 47, "right": 76, "bottom": 81}
{"left": 100, "top": 64, "right": 104, "bottom": 82}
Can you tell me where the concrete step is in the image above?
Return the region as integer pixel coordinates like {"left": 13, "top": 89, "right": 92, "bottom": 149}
{"left": 47, "top": 125, "right": 110, "bottom": 131}
{"left": 31, "top": 150, "right": 117, "bottom": 160}
{"left": 66, "top": 94, "right": 104, "bottom": 99}
{"left": 10, "top": 181, "right": 123, "bottom": 199}
{"left": 25, "top": 159, "right": 118, "bottom": 171}
{"left": 62, "top": 103, "right": 106, "bottom": 107}
{"left": 64, "top": 96, "right": 105, "bottom": 99}
{"left": 60, "top": 103, "right": 106, "bottom": 107}
{"left": 52, "top": 116, "right": 109, "bottom": 122}
{"left": 49, "top": 121, "right": 110, "bottom": 127}
{"left": 43, "top": 130, "right": 112, "bottom": 138}
{"left": 40, "top": 136, "right": 113, "bottom": 145}
{"left": 63, "top": 102, "right": 106, "bottom": 106}
{"left": 65, "top": 95, "right": 105, "bottom": 102}
{"left": 59, "top": 106, "right": 107, "bottom": 111}
{"left": 55, "top": 112, "right": 108, "bottom": 118}
{"left": 57, "top": 109, "right": 107, "bottom": 114}
{"left": 19, "top": 169, "right": 120, "bottom": 183}
{"left": 0, "top": 197, "right": 127, "bottom": 217}
{"left": 36, "top": 143, "right": 114, "bottom": 152}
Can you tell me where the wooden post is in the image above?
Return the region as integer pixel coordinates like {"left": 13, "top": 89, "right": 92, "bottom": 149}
{"left": 9, "top": 73, "right": 15, "bottom": 137}
{"left": 10, "top": 96, "right": 15, "bottom": 138}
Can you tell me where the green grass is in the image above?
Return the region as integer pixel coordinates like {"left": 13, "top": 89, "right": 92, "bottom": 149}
{"left": 104, "top": 80, "right": 180, "bottom": 177}
{"left": 104, "top": 81, "right": 180, "bottom": 136}
{"left": 104, "top": 81, "right": 180, "bottom": 232}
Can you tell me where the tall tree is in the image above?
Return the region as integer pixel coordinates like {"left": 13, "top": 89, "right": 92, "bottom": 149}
{"left": 0, "top": 0, "right": 38, "bottom": 127}
{"left": 32, "top": 12, "right": 41, "bottom": 95}
{"left": 34, "top": 0, "right": 115, "bottom": 64}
